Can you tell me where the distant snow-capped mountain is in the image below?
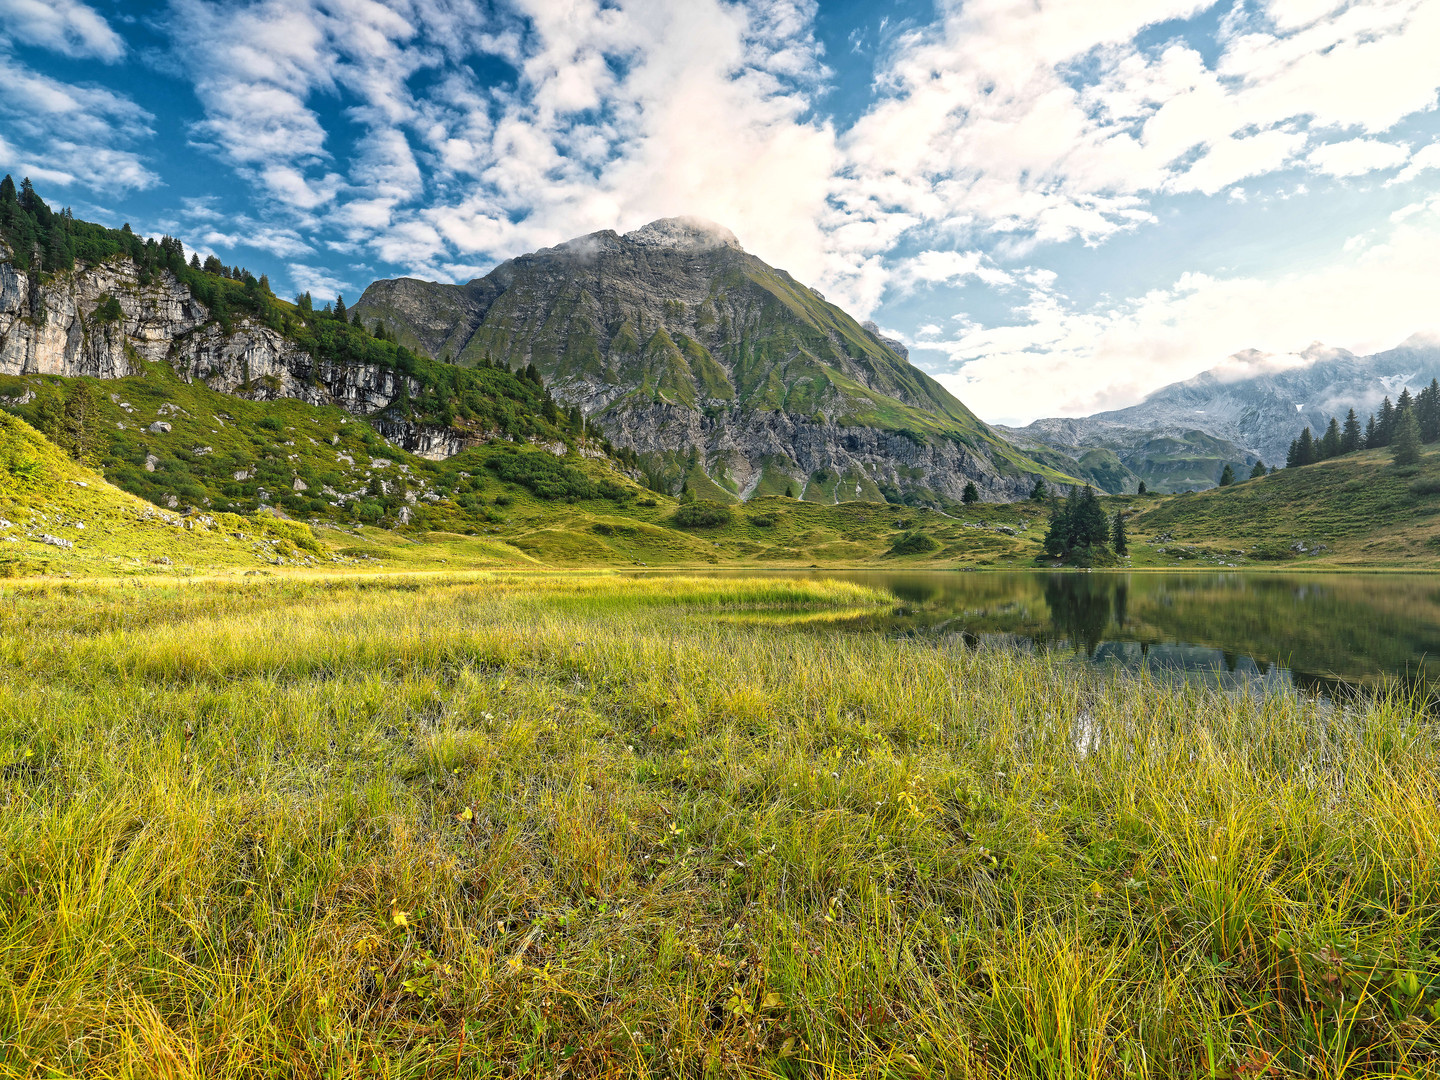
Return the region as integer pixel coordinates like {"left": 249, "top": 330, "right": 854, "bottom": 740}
{"left": 998, "top": 335, "right": 1440, "bottom": 492}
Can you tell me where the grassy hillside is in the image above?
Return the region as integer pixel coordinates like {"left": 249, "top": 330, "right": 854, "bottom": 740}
{"left": 1130, "top": 443, "right": 1440, "bottom": 566}
{"left": 1, "top": 573, "right": 1435, "bottom": 1075}
{"left": 0, "top": 411, "right": 336, "bottom": 576}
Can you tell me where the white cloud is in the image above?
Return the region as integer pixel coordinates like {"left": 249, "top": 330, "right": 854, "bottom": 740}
{"left": 0, "top": 51, "right": 156, "bottom": 190}
{"left": 1394, "top": 141, "right": 1440, "bottom": 183}
{"left": 0, "top": 0, "right": 124, "bottom": 61}
{"left": 926, "top": 197, "right": 1440, "bottom": 424}
{"left": 1307, "top": 138, "right": 1409, "bottom": 177}
{"left": 896, "top": 250, "right": 1012, "bottom": 289}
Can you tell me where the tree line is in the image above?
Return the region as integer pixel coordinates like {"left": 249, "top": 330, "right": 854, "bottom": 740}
{"left": 1286, "top": 382, "right": 1436, "bottom": 469}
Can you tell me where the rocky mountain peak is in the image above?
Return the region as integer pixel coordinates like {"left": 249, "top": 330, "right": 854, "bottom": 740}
{"left": 622, "top": 217, "right": 741, "bottom": 252}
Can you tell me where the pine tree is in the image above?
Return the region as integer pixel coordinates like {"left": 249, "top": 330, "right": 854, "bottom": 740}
{"left": 1320, "top": 417, "right": 1342, "bottom": 459}
{"left": 1249, "top": 460, "right": 1266, "bottom": 479}
{"left": 1420, "top": 379, "right": 1440, "bottom": 443}
{"left": 1074, "top": 486, "right": 1109, "bottom": 549}
{"left": 258, "top": 274, "right": 271, "bottom": 294}
{"left": 1137, "top": 480, "right": 1147, "bottom": 496}
{"left": 61, "top": 381, "right": 98, "bottom": 463}
{"left": 1296, "top": 427, "right": 1316, "bottom": 466}
{"left": 1392, "top": 408, "right": 1422, "bottom": 466}
{"left": 0, "top": 175, "right": 14, "bottom": 204}
{"left": 1341, "top": 409, "right": 1362, "bottom": 454}
{"left": 189, "top": 253, "right": 201, "bottom": 270}
{"left": 1218, "top": 463, "right": 1235, "bottom": 486}
{"left": 19, "top": 177, "right": 36, "bottom": 211}
{"left": 334, "top": 295, "right": 347, "bottom": 320}
{"left": 784, "top": 484, "right": 795, "bottom": 498}
{"left": 1378, "top": 397, "right": 1396, "bottom": 446}
{"left": 1111, "top": 509, "right": 1127, "bottom": 555}
{"left": 1031, "top": 476, "right": 1048, "bottom": 501}
{"left": 1365, "top": 413, "right": 1379, "bottom": 449}
{"left": 1398, "top": 387, "right": 1414, "bottom": 418}
{"left": 203, "top": 255, "right": 223, "bottom": 275}
{"left": 962, "top": 481, "right": 979, "bottom": 504}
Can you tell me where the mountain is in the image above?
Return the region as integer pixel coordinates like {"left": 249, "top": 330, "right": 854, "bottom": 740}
{"left": 354, "top": 217, "right": 1065, "bottom": 504}
{"left": 1000, "top": 337, "right": 1440, "bottom": 492}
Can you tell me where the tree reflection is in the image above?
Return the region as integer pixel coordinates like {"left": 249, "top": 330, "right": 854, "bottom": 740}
{"left": 1043, "top": 574, "right": 1121, "bottom": 656}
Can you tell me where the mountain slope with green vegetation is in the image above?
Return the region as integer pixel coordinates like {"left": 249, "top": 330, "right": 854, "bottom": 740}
{"left": 0, "top": 410, "right": 333, "bottom": 576}
{"left": 355, "top": 218, "right": 1073, "bottom": 505}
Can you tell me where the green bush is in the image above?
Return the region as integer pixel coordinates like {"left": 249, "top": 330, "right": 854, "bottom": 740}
{"left": 748, "top": 512, "right": 778, "bottom": 528}
{"left": 1409, "top": 477, "right": 1440, "bottom": 496}
{"left": 889, "top": 530, "right": 939, "bottom": 555}
{"left": 674, "top": 501, "right": 733, "bottom": 529}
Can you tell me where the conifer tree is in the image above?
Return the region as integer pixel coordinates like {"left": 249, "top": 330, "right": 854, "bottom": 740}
{"left": 1137, "top": 480, "right": 1147, "bottom": 495}
{"left": 1031, "top": 476, "right": 1048, "bottom": 501}
{"left": 1421, "top": 379, "right": 1440, "bottom": 443}
{"left": 962, "top": 480, "right": 979, "bottom": 504}
{"left": 1392, "top": 408, "right": 1421, "bottom": 466}
{"left": 1378, "top": 397, "right": 1396, "bottom": 446}
{"left": 1341, "top": 409, "right": 1362, "bottom": 454}
{"left": 1218, "top": 463, "right": 1235, "bottom": 486}
{"left": 785, "top": 484, "right": 795, "bottom": 498}
{"left": 1296, "top": 427, "right": 1315, "bottom": 466}
{"left": 0, "top": 175, "right": 14, "bottom": 204}
{"left": 1249, "top": 460, "right": 1266, "bottom": 479}
{"left": 334, "top": 295, "right": 347, "bottom": 320}
{"left": 1365, "top": 413, "right": 1379, "bottom": 449}
{"left": 1398, "top": 387, "right": 1414, "bottom": 418}
{"left": 1111, "top": 509, "right": 1127, "bottom": 555}
{"left": 189, "top": 253, "right": 201, "bottom": 271}
{"left": 1320, "top": 417, "right": 1342, "bottom": 459}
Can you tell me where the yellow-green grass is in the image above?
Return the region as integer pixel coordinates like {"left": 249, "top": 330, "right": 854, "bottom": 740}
{"left": 1129, "top": 444, "right": 1440, "bottom": 568}
{"left": 0, "top": 411, "right": 333, "bottom": 577}
{"left": 0, "top": 572, "right": 1437, "bottom": 1077}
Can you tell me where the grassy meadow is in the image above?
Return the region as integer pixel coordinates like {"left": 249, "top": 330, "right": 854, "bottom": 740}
{"left": 1, "top": 572, "right": 1438, "bottom": 1077}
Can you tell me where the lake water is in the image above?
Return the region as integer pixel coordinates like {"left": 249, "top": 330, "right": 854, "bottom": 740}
{"left": 769, "top": 571, "right": 1440, "bottom": 697}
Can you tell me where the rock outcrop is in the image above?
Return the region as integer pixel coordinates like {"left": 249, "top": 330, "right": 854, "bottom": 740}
{"left": 0, "top": 256, "right": 419, "bottom": 422}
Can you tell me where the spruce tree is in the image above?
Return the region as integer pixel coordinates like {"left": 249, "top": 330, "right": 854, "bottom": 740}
{"left": 1031, "top": 476, "right": 1048, "bottom": 501}
{"left": 189, "top": 253, "right": 201, "bottom": 271}
{"left": 334, "top": 294, "right": 347, "bottom": 320}
{"left": 1218, "top": 463, "right": 1235, "bottom": 486}
{"left": 1296, "top": 427, "right": 1316, "bottom": 466}
{"left": 1249, "top": 460, "right": 1266, "bottom": 479}
{"left": 1286, "top": 438, "right": 1300, "bottom": 468}
{"left": 0, "top": 175, "right": 14, "bottom": 204}
{"left": 1320, "top": 417, "right": 1342, "bottom": 459}
{"left": 1392, "top": 408, "right": 1421, "bottom": 466}
{"left": 784, "top": 484, "right": 795, "bottom": 498}
{"left": 1341, "top": 409, "right": 1362, "bottom": 454}
{"left": 1421, "top": 379, "right": 1440, "bottom": 443}
{"left": 962, "top": 481, "right": 979, "bottom": 504}
{"left": 1075, "top": 486, "right": 1109, "bottom": 549}
{"left": 1365, "top": 413, "right": 1379, "bottom": 449}
{"left": 1043, "top": 491, "right": 1074, "bottom": 558}
{"left": 1137, "top": 480, "right": 1147, "bottom": 496}
{"left": 1111, "top": 509, "right": 1127, "bottom": 555}
{"left": 1378, "top": 397, "right": 1396, "bottom": 446}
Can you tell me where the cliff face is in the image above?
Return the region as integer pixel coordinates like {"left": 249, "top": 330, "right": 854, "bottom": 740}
{"left": 356, "top": 217, "right": 1055, "bottom": 503}
{"left": 0, "top": 256, "right": 441, "bottom": 444}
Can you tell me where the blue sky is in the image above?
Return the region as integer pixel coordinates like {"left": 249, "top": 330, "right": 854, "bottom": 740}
{"left": 4, "top": 0, "right": 1440, "bottom": 424}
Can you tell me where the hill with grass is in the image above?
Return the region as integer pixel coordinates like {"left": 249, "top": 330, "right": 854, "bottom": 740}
{"left": 0, "top": 410, "right": 336, "bottom": 576}
{"left": 354, "top": 218, "right": 1071, "bottom": 505}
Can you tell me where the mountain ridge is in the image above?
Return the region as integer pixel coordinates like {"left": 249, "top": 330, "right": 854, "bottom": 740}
{"left": 1000, "top": 336, "right": 1440, "bottom": 491}
{"left": 355, "top": 217, "right": 1070, "bottom": 504}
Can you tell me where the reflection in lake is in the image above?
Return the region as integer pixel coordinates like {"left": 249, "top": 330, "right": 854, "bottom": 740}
{"left": 775, "top": 570, "right": 1440, "bottom": 696}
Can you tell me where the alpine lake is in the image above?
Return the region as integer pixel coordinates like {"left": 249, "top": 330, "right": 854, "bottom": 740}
{"left": 651, "top": 569, "right": 1440, "bottom": 699}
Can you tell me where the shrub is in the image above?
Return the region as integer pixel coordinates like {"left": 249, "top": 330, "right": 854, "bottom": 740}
{"left": 889, "top": 530, "right": 939, "bottom": 555}
{"left": 592, "top": 522, "right": 615, "bottom": 536}
{"left": 674, "top": 501, "right": 733, "bottom": 529}
{"left": 748, "top": 512, "right": 778, "bottom": 528}
{"left": 1409, "top": 477, "right": 1440, "bottom": 496}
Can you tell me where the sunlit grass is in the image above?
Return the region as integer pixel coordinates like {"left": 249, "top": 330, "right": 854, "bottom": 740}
{"left": 0, "top": 573, "right": 1436, "bottom": 1077}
